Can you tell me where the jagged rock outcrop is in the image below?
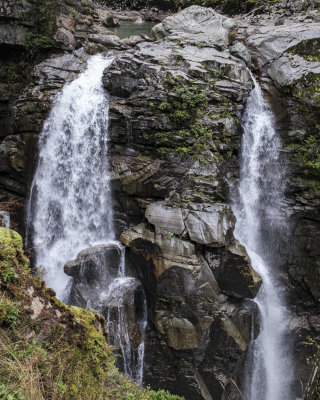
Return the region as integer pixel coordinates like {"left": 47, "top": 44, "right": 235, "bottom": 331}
{"left": 234, "top": 6, "right": 320, "bottom": 394}
{"left": 98, "top": 9, "right": 264, "bottom": 398}
{"left": 64, "top": 243, "right": 123, "bottom": 308}
{"left": 0, "top": 0, "right": 155, "bottom": 233}
{"left": 64, "top": 243, "right": 146, "bottom": 366}
{"left": 152, "top": 5, "right": 237, "bottom": 47}
{"left": 1, "top": 0, "right": 320, "bottom": 398}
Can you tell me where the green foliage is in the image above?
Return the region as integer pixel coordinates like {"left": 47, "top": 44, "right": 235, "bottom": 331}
{"left": 1, "top": 0, "right": 58, "bottom": 96}
{"left": 287, "top": 39, "right": 320, "bottom": 62}
{"left": 0, "top": 384, "right": 25, "bottom": 400}
{"left": 173, "top": 85, "right": 207, "bottom": 115}
{"left": 191, "top": 41, "right": 206, "bottom": 48}
{"left": 0, "top": 298, "right": 21, "bottom": 327}
{"left": 284, "top": 73, "right": 320, "bottom": 107}
{"left": 295, "top": 134, "right": 320, "bottom": 172}
{"left": 304, "top": 336, "right": 320, "bottom": 398}
{"left": 0, "top": 262, "right": 19, "bottom": 284}
{"left": 20, "top": 0, "right": 56, "bottom": 38}
{"left": 158, "top": 80, "right": 207, "bottom": 125}
{"left": 188, "top": 175, "right": 218, "bottom": 182}
{"left": 305, "top": 336, "right": 320, "bottom": 366}
{"left": 0, "top": 227, "right": 184, "bottom": 400}
{"left": 151, "top": 121, "right": 213, "bottom": 160}
{"left": 149, "top": 389, "right": 184, "bottom": 400}
{"left": 193, "top": 189, "right": 216, "bottom": 201}
{"left": 146, "top": 75, "right": 216, "bottom": 161}
{"left": 24, "top": 32, "right": 54, "bottom": 60}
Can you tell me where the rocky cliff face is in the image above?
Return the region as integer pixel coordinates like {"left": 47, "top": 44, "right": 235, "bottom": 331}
{"left": 233, "top": 7, "right": 320, "bottom": 391}
{"left": 0, "top": 0, "right": 144, "bottom": 233}
{"left": 1, "top": 0, "right": 320, "bottom": 399}
{"left": 0, "top": 226, "right": 184, "bottom": 400}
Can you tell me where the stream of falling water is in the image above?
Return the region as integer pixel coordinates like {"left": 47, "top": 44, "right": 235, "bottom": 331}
{"left": 232, "top": 75, "right": 293, "bottom": 400}
{"left": 27, "top": 54, "right": 147, "bottom": 384}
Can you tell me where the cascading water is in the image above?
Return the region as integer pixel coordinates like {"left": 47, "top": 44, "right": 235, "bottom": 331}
{"left": 27, "top": 53, "right": 147, "bottom": 384}
{"left": 0, "top": 211, "right": 10, "bottom": 228}
{"left": 104, "top": 249, "right": 147, "bottom": 384}
{"left": 232, "top": 74, "right": 293, "bottom": 400}
{"left": 27, "top": 54, "right": 115, "bottom": 300}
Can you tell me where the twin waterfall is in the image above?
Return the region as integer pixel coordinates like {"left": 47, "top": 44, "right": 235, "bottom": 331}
{"left": 27, "top": 54, "right": 146, "bottom": 384}
{"left": 232, "top": 75, "right": 292, "bottom": 399}
{"left": 27, "top": 54, "right": 293, "bottom": 397}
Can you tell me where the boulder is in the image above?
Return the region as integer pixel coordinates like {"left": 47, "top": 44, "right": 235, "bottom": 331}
{"left": 152, "top": 5, "right": 237, "bottom": 48}
{"left": 64, "top": 243, "right": 121, "bottom": 279}
{"left": 64, "top": 243, "right": 123, "bottom": 308}
{"left": 182, "top": 205, "right": 235, "bottom": 246}
{"left": 155, "top": 312, "right": 199, "bottom": 350}
{"left": 145, "top": 203, "right": 185, "bottom": 235}
{"left": 87, "top": 33, "right": 121, "bottom": 48}
{"left": 121, "top": 221, "right": 262, "bottom": 300}
{"left": 245, "top": 22, "right": 320, "bottom": 68}
{"left": 120, "top": 223, "right": 200, "bottom": 278}
{"left": 230, "top": 41, "right": 252, "bottom": 66}
{"left": 121, "top": 35, "right": 150, "bottom": 47}
{"left": 103, "top": 16, "right": 119, "bottom": 28}
{"left": 145, "top": 202, "right": 236, "bottom": 246}
{"left": 54, "top": 27, "right": 76, "bottom": 51}
{"left": 267, "top": 54, "right": 320, "bottom": 89}
{"left": 267, "top": 54, "right": 320, "bottom": 107}
{"left": 0, "top": 24, "right": 25, "bottom": 47}
{"left": 205, "top": 242, "right": 262, "bottom": 299}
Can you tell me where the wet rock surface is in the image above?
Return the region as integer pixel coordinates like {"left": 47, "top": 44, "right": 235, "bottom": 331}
{"left": 234, "top": 3, "right": 320, "bottom": 395}
{"left": 64, "top": 243, "right": 122, "bottom": 308}
{"left": 1, "top": 0, "right": 320, "bottom": 398}
{"left": 101, "top": 13, "right": 263, "bottom": 397}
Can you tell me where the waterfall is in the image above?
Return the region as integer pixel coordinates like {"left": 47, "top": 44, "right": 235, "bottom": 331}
{"left": 27, "top": 54, "right": 115, "bottom": 300}
{"left": 0, "top": 211, "right": 10, "bottom": 228}
{"left": 104, "top": 248, "right": 147, "bottom": 384}
{"left": 27, "top": 53, "right": 147, "bottom": 384}
{"left": 232, "top": 75, "right": 293, "bottom": 400}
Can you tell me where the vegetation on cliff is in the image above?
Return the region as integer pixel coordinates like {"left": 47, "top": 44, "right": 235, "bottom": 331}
{"left": 0, "top": 227, "right": 183, "bottom": 400}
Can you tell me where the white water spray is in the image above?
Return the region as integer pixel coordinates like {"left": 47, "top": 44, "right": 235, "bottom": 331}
{"left": 0, "top": 211, "right": 10, "bottom": 228}
{"left": 232, "top": 75, "right": 293, "bottom": 400}
{"left": 104, "top": 250, "right": 147, "bottom": 384}
{"left": 27, "top": 53, "right": 147, "bottom": 383}
{"left": 27, "top": 54, "right": 114, "bottom": 299}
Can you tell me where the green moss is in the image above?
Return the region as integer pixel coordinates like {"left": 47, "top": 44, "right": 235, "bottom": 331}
{"left": 0, "top": 0, "right": 62, "bottom": 97}
{"left": 284, "top": 73, "right": 320, "bottom": 107}
{"left": 0, "top": 228, "right": 184, "bottom": 400}
{"left": 146, "top": 76, "right": 215, "bottom": 160}
{"left": 0, "top": 227, "right": 25, "bottom": 260}
{"left": 188, "top": 175, "right": 218, "bottom": 182}
{"left": 192, "top": 189, "right": 217, "bottom": 201}
{"left": 0, "top": 228, "right": 30, "bottom": 286}
{"left": 287, "top": 39, "right": 320, "bottom": 62}
{"left": 0, "top": 297, "right": 21, "bottom": 327}
{"left": 294, "top": 134, "right": 320, "bottom": 172}
{"left": 150, "top": 122, "right": 213, "bottom": 160}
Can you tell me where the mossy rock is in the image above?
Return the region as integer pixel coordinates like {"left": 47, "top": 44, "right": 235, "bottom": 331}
{"left": 0, "top": 227, "right": 28, "bottom": 262}
{"left": 0, "top": 227, "right": 184, "bottom": 400}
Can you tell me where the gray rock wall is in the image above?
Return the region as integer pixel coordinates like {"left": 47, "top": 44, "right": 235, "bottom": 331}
{"left": 1, "top": 1, "right": 320, "bottom": 398}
